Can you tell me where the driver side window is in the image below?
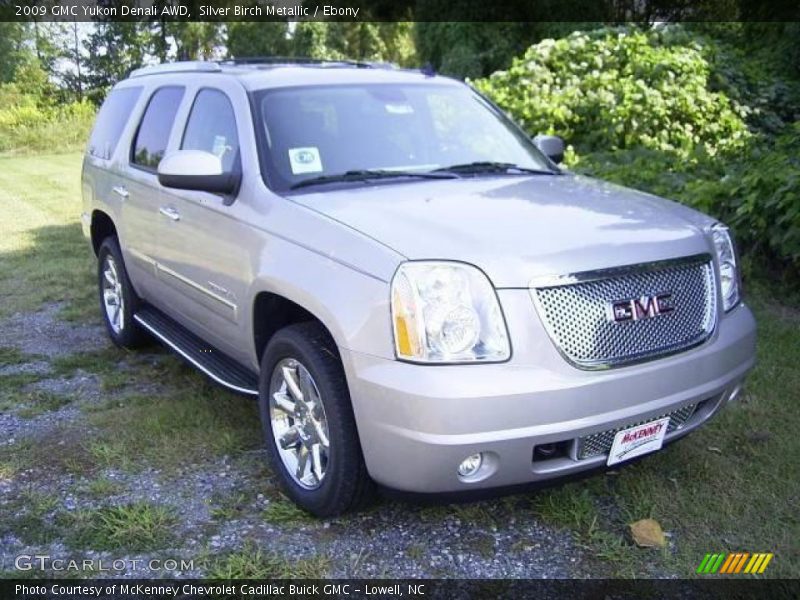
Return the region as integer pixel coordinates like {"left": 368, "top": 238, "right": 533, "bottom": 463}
{"left": 181, "top": 89, "right": 240, "bottom": 173}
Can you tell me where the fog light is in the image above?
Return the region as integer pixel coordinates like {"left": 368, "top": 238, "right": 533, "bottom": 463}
{"left": 457, "top": 453, "right": 483, "bottom": 478}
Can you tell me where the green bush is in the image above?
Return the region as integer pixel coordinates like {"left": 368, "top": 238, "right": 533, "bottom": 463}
{"left": 0, "top": 62, "right": 95, "bottom": 155}
{"left": 0, "top": 100, "right": 95, "bottom": 155}
{"left": 476, "top": 24, "right": 800, "bottom": 279}
{"left": 576, "top": 125, "right": 800, "bottom": 276}
{"left": 473, "top": 26, "right": 751, "bottom": 158}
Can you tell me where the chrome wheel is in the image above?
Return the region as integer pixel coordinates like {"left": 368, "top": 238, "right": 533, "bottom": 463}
{"left": 269, "top": 358, "right": 330, "bottom": 490}
{"left": 102, "top": 255, "right": 124, "bottom": 334}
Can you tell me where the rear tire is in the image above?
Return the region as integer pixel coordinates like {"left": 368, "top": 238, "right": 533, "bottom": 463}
{"left": 258, "top": 322, "right": 374, "bottom": 516}
{"left": 97, "top": 237, "right": 148, "bottom": 349}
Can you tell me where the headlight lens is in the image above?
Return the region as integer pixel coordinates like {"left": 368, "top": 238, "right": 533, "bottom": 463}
{"left": 711, "top": 224, "right": 740, "bottom": 311}
{"left": 391, "top": 261, "right": 510, "bottom": 363}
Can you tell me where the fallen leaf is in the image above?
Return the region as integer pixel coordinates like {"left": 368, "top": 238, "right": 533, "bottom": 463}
{"left": 630, "top": 518, "right": 667, "bottom": 548}
{"left": 707, "top": 446, "right": 722, "bottom": 454}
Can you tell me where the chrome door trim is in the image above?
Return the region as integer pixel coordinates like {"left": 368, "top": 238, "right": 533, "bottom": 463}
{"left": 159, "top": 206, "right": 181, "bottom": 221}
{"left": 156, "top": 262, "right": 238, "bottom": 313}
{"left": 112, "top": 185, "right": 130, "bottom": 199}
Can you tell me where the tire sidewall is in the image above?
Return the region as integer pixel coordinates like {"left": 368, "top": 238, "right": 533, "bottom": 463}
{"left": 258, "top": 329, "right": 358, "bottom": 516}
{"left": 97, "top": 237, "right": 141, "bottom": 348}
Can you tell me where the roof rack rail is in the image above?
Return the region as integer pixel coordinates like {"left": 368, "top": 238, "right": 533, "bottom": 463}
{"left": 129, "top": 61, "right": 222, "bottom": 78}
{"left": 219, "top": 56, "right": 397, "bottom": 69}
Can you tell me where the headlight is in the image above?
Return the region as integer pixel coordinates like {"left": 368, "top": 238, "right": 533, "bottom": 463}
{"left": 711, "top": 224, "right": 740, "bottom": 311}
{"left": 391, "top": 261, "right": 511, "bottom": 363}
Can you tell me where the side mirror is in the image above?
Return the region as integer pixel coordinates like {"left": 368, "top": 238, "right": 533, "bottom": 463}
{"left": 533, "top": 134, "right": 565, "bottom": 164}
{"left": 158, "top": 150, "right": 240, "bottom": 197}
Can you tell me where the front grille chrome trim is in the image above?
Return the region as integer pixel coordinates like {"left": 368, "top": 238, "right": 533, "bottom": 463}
{"left": 529, "top": 253, "right": 712, "bottom": 289}
{"left": 530, "top": 254, "right": 717, "bottom": 370}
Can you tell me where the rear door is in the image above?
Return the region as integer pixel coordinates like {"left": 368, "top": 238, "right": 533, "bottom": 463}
{"left": 120, "top": 85, "right": 186, "bottom": 300}
{"left": 82, "top": 85, "right": 145, "bottom": 283}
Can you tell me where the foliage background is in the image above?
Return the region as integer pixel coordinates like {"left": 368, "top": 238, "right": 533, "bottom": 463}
{"left": 0, "top": 20, "right": 797, "bottom": 287}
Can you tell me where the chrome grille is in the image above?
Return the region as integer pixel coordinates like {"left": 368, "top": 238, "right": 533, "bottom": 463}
{"left": 577, "top": 403, "right": 698, "bottom": 460}
{"left": 531, "top": 255, "right": 716, "bottom": 368}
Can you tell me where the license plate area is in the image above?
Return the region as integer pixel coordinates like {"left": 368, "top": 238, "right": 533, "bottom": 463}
{"left": 606, "top": 416, "right": 671, "bottom": 466}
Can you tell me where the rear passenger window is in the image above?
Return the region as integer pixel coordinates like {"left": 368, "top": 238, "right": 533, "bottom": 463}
{"left": 181, "top": 89, "right": 240, "bottom": 173}
{"left": 131, "top": 86, "right": 185, "bottom": 170}
{"left": 88, "top": 86, "right": 142, "bottom": 160}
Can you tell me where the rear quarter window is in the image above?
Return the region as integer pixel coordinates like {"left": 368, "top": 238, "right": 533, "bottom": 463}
{"left": 87, "top": 86, "right": 143, "bottom": 160}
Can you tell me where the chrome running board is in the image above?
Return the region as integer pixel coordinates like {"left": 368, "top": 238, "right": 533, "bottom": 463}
{"left": 134, "top": 305, "right": 258, "bottom": 396}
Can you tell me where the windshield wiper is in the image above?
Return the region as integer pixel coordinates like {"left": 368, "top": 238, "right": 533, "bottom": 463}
{"left": 290, "top": 169, "right": 457, "bottom": 190}
{"left": 432, "top": 161, "right": 558, "bottom": 176}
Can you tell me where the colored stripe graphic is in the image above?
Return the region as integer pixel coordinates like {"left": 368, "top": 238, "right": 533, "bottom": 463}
{"left": 710, "top": 554, "right": 725, "bottom": 573}
{"left": 758, "top": 554, "right": 774, "bottom": 574}
{"left": 719, "top": 553, "right": 736, "bottom": 574}
{"left": 697, "top": 554, "right": 713, "bottom": 574}
{"left": 734, "top": 553, "right": 750, "bottom": 573}
{"left": 701, "top": 553, "right": 775, "bottom": 575}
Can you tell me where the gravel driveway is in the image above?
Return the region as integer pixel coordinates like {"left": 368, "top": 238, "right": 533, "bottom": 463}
{"left": 0, "top": 304, "right": 585, "bottom": 579}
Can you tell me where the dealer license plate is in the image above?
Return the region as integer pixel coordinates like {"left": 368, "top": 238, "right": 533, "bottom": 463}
{"left": 607, "top": 417, "right": 670, "bottom": 466}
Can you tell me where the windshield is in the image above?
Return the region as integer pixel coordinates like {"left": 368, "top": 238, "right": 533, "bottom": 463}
{"left": 252, "top": 82, "right": 553, "bottom": 192}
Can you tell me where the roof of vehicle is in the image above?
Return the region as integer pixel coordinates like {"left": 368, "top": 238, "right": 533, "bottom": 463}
{"left": 127, "top": 59, "right": 461, "bottom": 90}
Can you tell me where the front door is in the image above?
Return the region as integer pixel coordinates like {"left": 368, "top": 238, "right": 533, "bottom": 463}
{"left": 149, "top": 84, "right": 254, "bottom": 364}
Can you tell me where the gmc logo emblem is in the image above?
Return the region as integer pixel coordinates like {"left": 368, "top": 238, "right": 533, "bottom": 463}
{"left": 609, "top": 293, "right": 674, "bottom": 322}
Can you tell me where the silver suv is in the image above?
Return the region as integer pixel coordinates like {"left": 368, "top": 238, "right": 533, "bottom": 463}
{"left": 82, "top": 59, "right": 756, "bottom": 516}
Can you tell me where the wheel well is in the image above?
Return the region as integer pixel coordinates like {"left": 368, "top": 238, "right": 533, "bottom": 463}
{"left": 90, "top": 210, "right": 117, "bottom": 255}
{"left": 253, "top": 292, "right": 333, "bottom": 361}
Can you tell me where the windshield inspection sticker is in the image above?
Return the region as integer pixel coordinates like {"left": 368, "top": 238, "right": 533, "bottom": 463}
{"left": 288, "top": 147, "right": 323, "bottom": 174}
{"left": 385, "top": 103, "right": 414, "bottom": 115}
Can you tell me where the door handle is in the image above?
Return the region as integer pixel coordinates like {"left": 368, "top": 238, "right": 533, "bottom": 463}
{"left": 112, "top": 185, "right": 129, "bottom": 199}
{"left": 159, "top": 206, "right": 180, "bottom": 221}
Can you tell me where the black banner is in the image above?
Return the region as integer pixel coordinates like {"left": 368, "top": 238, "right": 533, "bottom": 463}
{"left": 1, "top": 0, "right": 800, "bottom": 22}
{"left": 2, "top": 579, "right": 799, "bottom": 600}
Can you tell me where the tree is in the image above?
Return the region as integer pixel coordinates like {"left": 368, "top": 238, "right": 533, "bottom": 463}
{"left": 291, "top": 22, "right": 330, "bottom": 59}
{"left": 0, "top": 23, "right": 32, "bottom": 83}
{"left": 84, "top": 22, "right": 150, "bottom": 96}
{"left": 226, "top": 22, "right": 290, "bottom": 58}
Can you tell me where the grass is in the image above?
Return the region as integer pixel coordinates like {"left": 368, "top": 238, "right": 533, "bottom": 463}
{"left": 83, "top": 477, "right": 124, "bottom": 498}
{"left": 0, "top": 153, "right": 95, "bottom": 321}
{"left": 0, "top": 490, "right": 61, "bottom": 545}
{"left": 206, "top": 543, "right": 329, "bottom": 578}
{"left": 0, "top": 346, "right": 42, "bottom": 365}
{"left": 85, "top": 383, "right": 261, "bottom": 472}
{"left": 262, "top": 496, "right": 314, "bottom": 527}
{"left": 62, "top": 503, "right": 177, "bottom": 552}
{"left": 16, "top": 390, "right": 73, "bottom": 418}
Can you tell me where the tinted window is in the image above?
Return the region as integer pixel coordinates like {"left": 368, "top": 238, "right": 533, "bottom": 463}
{"left": 181, "top": 89, "right": 239, "bottom": 173}
{"left": 88, "top": 86, "right": 142, "bottom": 159}
{"left": 131, "top": 86, "right": 184, "bottom": 170}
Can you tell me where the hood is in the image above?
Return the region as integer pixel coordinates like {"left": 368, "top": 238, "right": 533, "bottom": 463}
{"left": 290, "top": 173, "right": 716, "bottom": 288}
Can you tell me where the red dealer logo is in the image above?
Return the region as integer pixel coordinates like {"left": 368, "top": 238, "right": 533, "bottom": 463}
{"left": 620, "top": 422, "right": 665, "bottom": 444}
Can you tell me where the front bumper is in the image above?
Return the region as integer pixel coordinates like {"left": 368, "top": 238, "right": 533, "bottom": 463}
{"left": 341, "top": 293, "right": 756, "bottom": 493}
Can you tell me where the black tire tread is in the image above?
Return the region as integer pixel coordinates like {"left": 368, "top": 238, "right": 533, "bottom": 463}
{"left": 259, "top": 321, "right": 375, "bottom": 516}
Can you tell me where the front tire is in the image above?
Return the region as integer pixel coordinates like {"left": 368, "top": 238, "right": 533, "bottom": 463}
{"left": 258, "top": 322, "right": 374, "bottom": 516}
{"left": 97, "top": 237, "right": 148, "bottom": 349}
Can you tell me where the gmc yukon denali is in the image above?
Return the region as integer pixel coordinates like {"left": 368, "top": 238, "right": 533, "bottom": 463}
{"left": 81, "top": 59, "right": 757, "bottom": 516}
